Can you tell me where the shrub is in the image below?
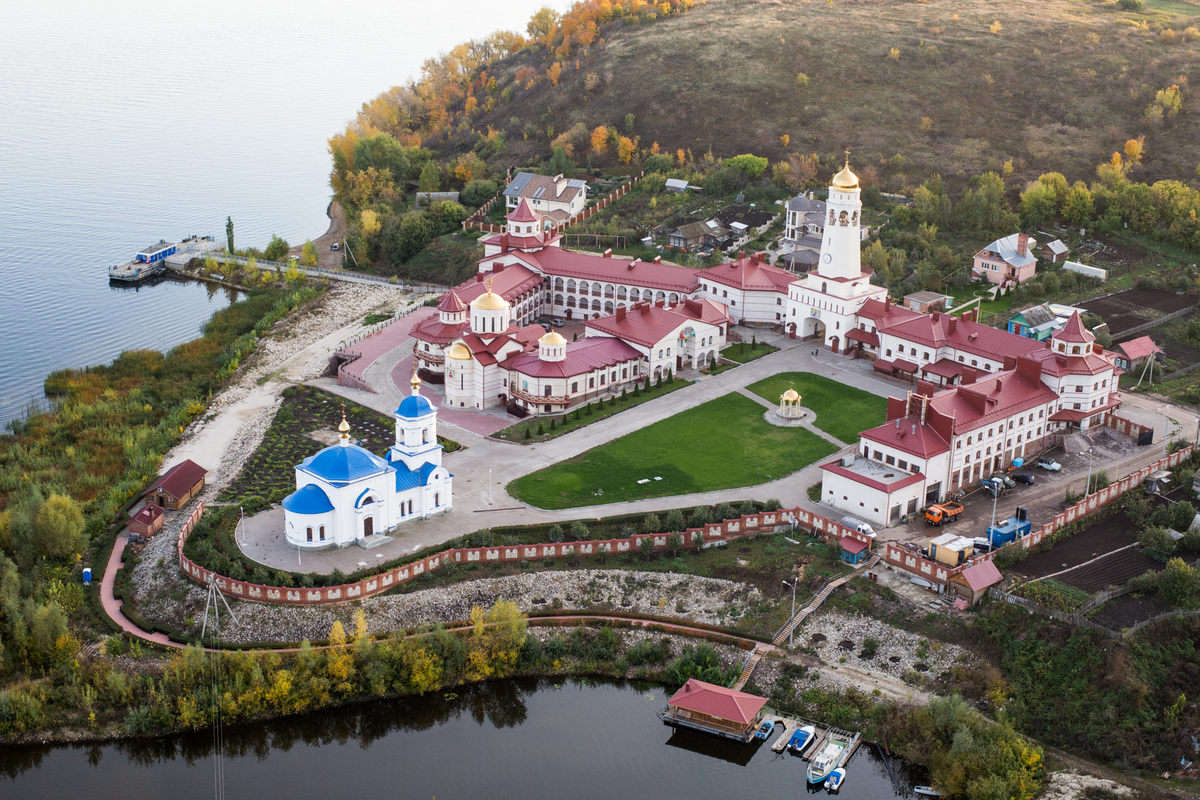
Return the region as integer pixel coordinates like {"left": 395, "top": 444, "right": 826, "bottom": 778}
{"left": 548, "top": 525, "right": 564, "bottom": 543}
{"left": 570, "top": 520, "right": 589, "bottom": 541}
{"left": 643, "top": 513, "right": 661, "bottom": 533}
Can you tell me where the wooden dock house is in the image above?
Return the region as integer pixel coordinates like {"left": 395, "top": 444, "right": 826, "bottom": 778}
{"left": 660, "top": 678, "right": 768, "bottom": 742}
{"left": 144, "top": 459, "right": 207, "bottom": 511}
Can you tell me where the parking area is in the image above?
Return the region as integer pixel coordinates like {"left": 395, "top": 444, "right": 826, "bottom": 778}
{"left": 879, "top": 427, "right": 1156, "bottom": 547}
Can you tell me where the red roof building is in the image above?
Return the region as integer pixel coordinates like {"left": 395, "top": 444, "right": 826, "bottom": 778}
{"left": 145, "top": 460, "right": 206, "bottom": 510}
{"left": 585, "top": 300, "right": 728, "bottom": 380}
{"left": 663, "top": 678, "right": 768, "bottom": 741}
{"left": 129, "top": 503, "right": 164, "bottom": 538}
{"left": 697, "top": 251, "right": 799, "bottom": 326}
{"left": 949, "top": 559, "right": 1003, "bottom": 605}
{"left": 1113, "top": 335, "right": 1162, "bottom": 371}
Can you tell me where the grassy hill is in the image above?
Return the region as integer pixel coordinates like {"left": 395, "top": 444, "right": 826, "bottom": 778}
{"left": 459, "top": 0, "right": 1200, "bottom": 190}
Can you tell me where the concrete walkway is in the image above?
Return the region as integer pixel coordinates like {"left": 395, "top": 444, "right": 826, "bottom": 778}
{"left": 246, "top": 329, "right": 893, "bottom": 574}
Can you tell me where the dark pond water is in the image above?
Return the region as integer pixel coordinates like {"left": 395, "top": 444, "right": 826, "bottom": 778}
{"left": 0, "top": 679, "right": 924, "bottom": 799}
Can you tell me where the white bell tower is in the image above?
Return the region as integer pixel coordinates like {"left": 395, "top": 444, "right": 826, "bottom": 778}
{"left": 817, "top": 154, "right": 864, "bottom": 281}
{"left": 390, "top": 370, "right": 442, "bottom": 471}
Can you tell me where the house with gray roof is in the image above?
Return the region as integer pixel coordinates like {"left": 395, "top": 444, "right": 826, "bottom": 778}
{"left": 972, "top": 233, "right": 1038, "bottom": 287}
{"left": 503, "top": 172, "right": 588, "bottom": 227}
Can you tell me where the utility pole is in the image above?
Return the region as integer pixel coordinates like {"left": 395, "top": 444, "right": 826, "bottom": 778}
{"left": 1085, "top": 447, "right": 1094, "bottom": 497}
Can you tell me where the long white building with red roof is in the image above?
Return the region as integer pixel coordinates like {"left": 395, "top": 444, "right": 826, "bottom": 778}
{"left": 822, "top": 312, "right": 1122, "bottom": 526}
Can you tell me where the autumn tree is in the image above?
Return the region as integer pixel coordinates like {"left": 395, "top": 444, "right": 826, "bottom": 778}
{"left": 360, "top": 210, "right": 382, "bottom": 238}
{"left": 547, "top": 62, "right": 563, "bottom": 86}
{"left": 1062, "top": 181, "right": 1094, "bottom": 226}
{"left": 467, "top": 600, "right": 527, "bottom": 680}
{"left": 1019, "top": 180, "right": 1058, "bottom": 228}
{"left": 300, "top": 240, "right": 318, "bottom": 267}
{"left": 34, "top": 494, "right": 86, "bottom": 563}
{"left": 617, "top": 135, "right": 636, "bottom": 164}
{"left": 591, "top": 125, "right": 610, "bottom": 154}
{"left": 527, "top": 7, "right": 562, "bottom": 40}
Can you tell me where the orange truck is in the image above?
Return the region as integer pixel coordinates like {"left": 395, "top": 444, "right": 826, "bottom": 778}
{"left": 924, "top": 501, "right": 964, "bottom": 526}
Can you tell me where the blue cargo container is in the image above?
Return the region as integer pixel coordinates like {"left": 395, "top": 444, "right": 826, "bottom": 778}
{"left": 984, "top": 516, "right": 1031, "bottom": 546}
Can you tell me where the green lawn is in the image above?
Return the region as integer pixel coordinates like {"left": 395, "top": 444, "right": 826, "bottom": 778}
{"left": 746, "top": 372, "right": 888, "bottom": 445}
{"left": 722, "top": 341, "right": 779, "bottom": 364}
{"left": 508, "top": 393, "right": 838, "bottom": 509}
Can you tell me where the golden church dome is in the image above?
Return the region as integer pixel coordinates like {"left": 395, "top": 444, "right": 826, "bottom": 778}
{"left": 781, "top": 388, "right": 800, "bottom": 403}
{"left": 539, "top": 330, "right": 567, "bottom": 347}
{"left": 446, "top": 342, "right": 473, "bottom": 361}
{"left": 831, "top": 163, "right": 859, "bottom": 190}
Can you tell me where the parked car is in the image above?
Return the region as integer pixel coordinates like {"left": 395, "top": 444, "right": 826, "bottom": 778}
{"left": 330, "top": 241, "right": 341, "bottom": 251}
{"left": 1013, "top": 473, "right": 1036, "bottom": 485}
{"left": 990, "top": 472, "right": 1017, "bottom": 490}
{"left": 1036, "top": 458, "right": 1062, "bottom": 472}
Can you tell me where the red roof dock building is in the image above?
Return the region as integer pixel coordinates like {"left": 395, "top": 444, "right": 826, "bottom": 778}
{"left": 145, "top": 459, "right": 207, "bottom": 511}
{"left": 660, "top": 678, "right": 769, "bottom": 742}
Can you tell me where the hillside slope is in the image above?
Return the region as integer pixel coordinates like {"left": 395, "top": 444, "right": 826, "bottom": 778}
{"left": 466, "top": 0, "right": 1200, "bottom": 189}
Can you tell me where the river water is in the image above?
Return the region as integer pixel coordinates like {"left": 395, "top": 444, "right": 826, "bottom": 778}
{"left": 0, "top": 0, "right": 565, "bottom": 425}
{"left": 0, "top": 679, "right": 917, "bottom": 799}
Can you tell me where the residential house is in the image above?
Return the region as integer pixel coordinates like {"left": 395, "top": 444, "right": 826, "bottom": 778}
{"left": 664, "top": 178, "right": 691, "bottom": 194}
{"left": 502, "top": 172, "right": 587, "bottom": 228}
{"left": 904, "top": 291, "right": 952, "bottom": 313}
{"left": 1007, "top": 303, "right": 1060, "bottom": 340}
{"left": 784, "top": 192, "right": 827, "bottom": 242}
{"left": 668, "top": 220, "right": 728, "bottom": 252}
{"left": 972, "top": 233, "right": 1038, "bottom": 287}
{"left": 1113, "top": 336, "right": 1162, "bottom": 372}
{"left": 948, "top": 559, "right": 1003, "bottom": 606}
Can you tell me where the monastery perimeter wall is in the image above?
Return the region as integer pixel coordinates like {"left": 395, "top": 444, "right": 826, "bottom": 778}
{"left": 171, "top": 445, "right": 1192, "bottom": 605}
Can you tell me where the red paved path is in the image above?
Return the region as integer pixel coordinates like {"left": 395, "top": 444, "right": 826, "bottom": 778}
{"left": 389, "top": 350, "right": 514, "bottom": 436}
{"left": 100, "top": 534, "right": 177, "bottom": 647}
{"left": 338, "top": 307, "right": 435, "bottom": 385}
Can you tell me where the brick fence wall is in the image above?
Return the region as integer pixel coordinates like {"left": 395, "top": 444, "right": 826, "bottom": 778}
{"left": 177, "top": 505, "right": 875, "bottom": 606}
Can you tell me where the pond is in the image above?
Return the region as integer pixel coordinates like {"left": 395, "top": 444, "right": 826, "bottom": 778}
{"left": 0, "top": 679, "right": 925, "bottom": 799}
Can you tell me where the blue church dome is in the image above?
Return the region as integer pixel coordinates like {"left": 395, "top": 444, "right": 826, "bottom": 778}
{"left": 396, "top": 394, "right": 434, "bottom": 418}
{"left": 299, "top": 443, "right": 390, "bottom": 485}
{"left": 282, "top": 484, "right": 335, "bottom": 515}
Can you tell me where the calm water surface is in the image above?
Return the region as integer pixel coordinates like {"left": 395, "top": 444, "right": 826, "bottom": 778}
{"left": 0, "top": 0, "right": 565, "bottom": 424}
{"left": 0, "top": 679, "right": 918, "bottom": 799}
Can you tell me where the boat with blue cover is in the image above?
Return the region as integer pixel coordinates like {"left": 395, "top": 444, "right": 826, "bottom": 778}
{"left": 824, "top": 767, "right": 846, "bottom": 792}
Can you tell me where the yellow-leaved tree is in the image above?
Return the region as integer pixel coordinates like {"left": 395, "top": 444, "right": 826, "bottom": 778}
{"left": 467, "top": 599, "right": 528, "bottom": 681}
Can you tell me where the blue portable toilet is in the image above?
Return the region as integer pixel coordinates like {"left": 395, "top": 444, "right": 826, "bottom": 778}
{"left": 82, "top": 568, "right": 92, "bottom": 586}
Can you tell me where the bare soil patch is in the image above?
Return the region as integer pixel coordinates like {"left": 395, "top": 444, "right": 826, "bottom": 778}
{"left": 1090, "top": 592, "right": 1172, "bottom": 630}
{"left": 1059, "top": 549, "right": 1162, "bottom": 593}
{"left": 1082, "top": 289, "right": 1199, "bottom": 337}
{"left": 1012, "top": 512, "right": 1139, "bottom": 580}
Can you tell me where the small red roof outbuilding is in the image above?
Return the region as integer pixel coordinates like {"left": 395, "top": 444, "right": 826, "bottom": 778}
{"left": 145, "top": 459, "right": 207, "bottom": 501}
{"left": 666, "top": 678, "right": 768, "bottom": 725}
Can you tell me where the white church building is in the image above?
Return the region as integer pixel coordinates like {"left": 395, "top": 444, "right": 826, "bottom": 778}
{"left": 281, "top": 374, "right": 453, "bottom": 549}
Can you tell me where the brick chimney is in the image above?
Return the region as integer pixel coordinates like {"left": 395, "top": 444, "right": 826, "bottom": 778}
{"left": 615, "top": 306, "right": 626, "bottom": 322}
{"left": 738, "top": 250, "right": 746, "bottom": 261}
{"left": 749, "top": 252, "right": 759, "bottom": 266}
{"left": 1017, "top": 233, "right": 1029, "bottom": 257}
{"left": 653, "top": 255, "right": 661, "bottom": 264}
{"left": 603, "top": 248, "right": 612, "bottom": 258}
{"left": 947, "top": 317, "right": 957, "bottom": 335}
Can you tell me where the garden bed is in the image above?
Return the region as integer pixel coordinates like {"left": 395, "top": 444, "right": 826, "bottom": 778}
{"left": 218, "top": 384, "right": 461, "bottom": 504}
{"left": 1088, "top": 592, "right": 1172, "bottom": 630}
{"left": 720, "top": 341, "right": 778, "bottom": 364}
{"left": 1010, "top": 511, "right": 1139, "bottom": 581}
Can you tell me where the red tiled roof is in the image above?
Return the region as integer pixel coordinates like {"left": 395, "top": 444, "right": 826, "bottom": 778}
{"left": 666, "top": 678, "right": 768, "bottom": 725}
{"left": 459, "top": 326, "right": 542, "bottom": 366}
{"left": 1054, "top": 311, "right": 1094, "bottom": 344}
{"left": 454, "top": 264, "right": 544, "bottom": 307}
{"left": 846, "top": 328, "right": 880, "bottom": 347}
{"left": 928, "top": 368, "right": 1060, "bottom": 434}
{"left": 893, "top": 358, "right": 919, "bottom": 373}
{"left": 840, "top": 536, "right": 870, "bottom": 555}
{"left": 1116, "top": 335, "right": 1161, "bottom": 362}
{"left": 505, "top": 337, "right": 641, "bottom": 378}
{"left": 700, "top": 253, "right": 796, "bottom": 293}
{"left": 1031, "top": 347, "right": 1116, "bottom": 378}
{"left": 921, "top": 358, "right": 964, "bottom": 379}
{"left": 146, "top": 459, "right": 206, "bottom": 500}
{"left": 132, "top": 503, "right": 164, "bottom": 526}
{"left": 958, "top": 559, "right": 1002, "bottom": 592}
{"left": 860, "top": 419, "right": 951, "bottom": 458}
{"left": 514, "top": 247, "right": 701, "bottom": 293}
{"left": 507, "top": 198, "right": 538, "bottom": 223}
{"left": 1049, "top": 393, "right": 1122, "bottom": 422}
{"left": 882, "top": 313, "right": 1044, "bottom": 364}
{"left": 858, "top": 298, "right": 923, "bottom": 325}
{"left": 872, "top": 358, "right": 895, "bottom": 373}
{"left": 585, "top": 303, "right": 709, "bottom": 347}
{"left": 437, "top": 290, "right": 466, "bottom": 312}
{"left": 412, "top": 316, "right": 466, "bottom": 345}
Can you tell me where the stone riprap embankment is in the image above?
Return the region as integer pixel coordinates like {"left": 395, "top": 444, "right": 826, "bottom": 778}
{"left": 210, "top": 569, "right": 762, "bottom": 645}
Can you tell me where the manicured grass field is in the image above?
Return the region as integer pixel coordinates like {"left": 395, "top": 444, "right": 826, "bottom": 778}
{"left": 508, "top": 393, "right": 838, "bottom": 509}
{"left": 746, "top": 372, "right": 888, "bottom": 445}
{"left": 721, "top": 341, "right": 778, "bottom": 364}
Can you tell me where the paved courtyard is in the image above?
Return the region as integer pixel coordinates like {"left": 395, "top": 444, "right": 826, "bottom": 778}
{"left": 236, "top": 319, "right": 1200, "bottom": 576}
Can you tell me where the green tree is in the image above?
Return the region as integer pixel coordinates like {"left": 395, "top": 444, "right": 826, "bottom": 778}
{"left": 1159, "top": 557, "right": 1200, "bottom": 605}
{"left": 724, "top": 153, "right": 769, "bottom": 179}
{"left": 526, "top": 6, "right": 561, "bottom": 39}
{"left": 418, "top": 161, "right": 441, "bottom": 193}
{"left": 386, "top": 213, "right": 437, "bottom": 263}
{"left": 664, "top": 508, "right": 686, "bottom": 532}
{"left": 1019, "top": 181, "right": 1058, "bottom": 228}
{"left": 548, "top": 146, "right": 575, "bottom": 177}
{"left": 643, "top": 512, "right": 662, "bottom": 533}
{"left": 300, "top": 239, "right": 319, "bottom": 267}
{"left": 640, "top": 535, "right": 656, "bottom": 560}
{"left": 426, "top": 201, "right": 468, "bottom": 234}
{"left": 226, "top": 216, "right": 234, "bottom": 253}
{"left": 1062, "top": 182, "right": 1094, "bottom": 226}
{"left": 461, "top": 179, "right": 499, "bottom": 207}
{"left": 353, "top": 133, "right": 412, "bottom": 183}
{"left": 264, "top": 234, "right": 290, "bottom": 262}
{"left": 34, "top": 494, "right": 86, "bottom": 563}
{"left": 570, "top": 520, "right": 589, "bottom": 541}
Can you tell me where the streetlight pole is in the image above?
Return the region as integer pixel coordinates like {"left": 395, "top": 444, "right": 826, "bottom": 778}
{"left": 988, "top": 489, "right": 999, "bottom": 549}
{"left": 1085, "top": 447, "right": 1094, "bottom": 497}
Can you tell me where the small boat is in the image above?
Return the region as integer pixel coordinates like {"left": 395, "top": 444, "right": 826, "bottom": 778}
{"left": 913, "top": 787, "right": 941, "bottom": 797}
{"left": 754, "top": 719, "right": 775, "bottom": 740}
{"left": 807, "top": 735, "right": 848, "bottom": 784}
{"left": 787, "top": 724, "right": 816, "bottom": 754}
{"left": 824, "top": 767, "right": 846, "bottom": 792}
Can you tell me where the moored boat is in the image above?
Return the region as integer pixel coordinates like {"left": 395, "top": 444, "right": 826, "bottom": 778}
{"left": 806, "top": 735, "right": 848, "bottom": 784}
{"left": 824, "top": 767, "right": 846, "bottom": 792}
{"left": 913, "top": 787, "right": 941, "bottom": 797}
{"left": 754, "top": 719, "right": 775, "bottom": 740}
{"left": 787, "top": 724, "right": 816, "bottom": 754}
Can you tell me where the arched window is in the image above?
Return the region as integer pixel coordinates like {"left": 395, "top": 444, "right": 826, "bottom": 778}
{"left": 605, "top": 301, "right": 614, "bottom": 313}
{"left": 434, "top": 493, "right": 440, "bottom": 507}
{"left": 306, "top": 526, "right": 313, "bottom": 542}
{"left": 579, "top": 281, "right": 589, "bottom": 294}
{"left": 604, "top": 283, "right": 614, "bottom": 298}
{"left": 821, "top": 282, "right": 827, "bottom": 293}
{"left": 839, "top": 210, "right": 849, "bottom": 226}
{"left": 319, "top": 526, "right": 325, "bottom": 540}
{"left": 669, "top": 293, "right": 679, "bottom": 303}
{"left": 567, "top": 279, "right": 576, "bottom": 292}
{"left": 656, "top": 291, "right": 666, "bottom": 302}
{"left": 567, "top": 296, "right": 576, "bottom": 308}
{"left": 617, "top": 286, "right": 627, "bottom": 300}
{"left": 555, "top": 278, "right": 564, "bottom": 290}
{"left": 554, "top": 293, "right": 564, "bottom": 305}
{"left": 592, "top": 299, "right": 601, "bottom": 311}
